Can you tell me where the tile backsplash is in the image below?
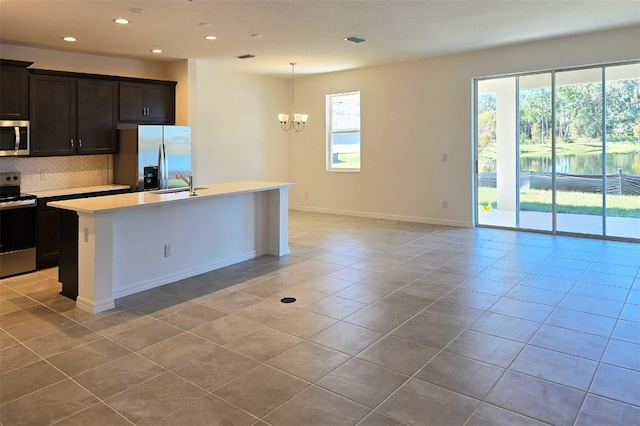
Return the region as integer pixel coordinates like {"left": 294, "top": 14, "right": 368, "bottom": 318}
{"left": 0, "top": 155, "right": 113, "bottom": 192}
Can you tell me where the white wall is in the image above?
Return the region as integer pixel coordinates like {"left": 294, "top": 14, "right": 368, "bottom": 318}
{"left": 289, "top": 25, "right": 640, "bottom": 227}
{"left": 191, "top": 61, "right": 290, "bottom": 184}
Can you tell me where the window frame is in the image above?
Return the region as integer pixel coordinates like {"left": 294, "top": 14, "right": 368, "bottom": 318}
{"left": 326, "top": 91, "right": 361, "bottom": 172}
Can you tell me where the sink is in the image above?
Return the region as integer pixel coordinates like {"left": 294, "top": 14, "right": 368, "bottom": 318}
{"left": 150, "top": 186, "right": 207, "bottom": 194}
{"left": 149, "top": 187, "right": 188, "bottom": 194}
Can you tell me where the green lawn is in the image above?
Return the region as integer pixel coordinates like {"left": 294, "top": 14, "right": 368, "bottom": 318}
{"left": 331, "top": 152, "right": 361, "bottom": 169}
{"left": 478, "top": 187, "right": 640, "bottom": 218}
{"left": 479, "top": 141, "right": 639, "bottom": 160}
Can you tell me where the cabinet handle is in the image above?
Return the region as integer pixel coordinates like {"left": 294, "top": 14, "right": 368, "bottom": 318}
{"left": 79, "top": 139, "right": 83, "bottom": 148}
{"left": 71, "top": 139, "right": 74, "bottom": 148}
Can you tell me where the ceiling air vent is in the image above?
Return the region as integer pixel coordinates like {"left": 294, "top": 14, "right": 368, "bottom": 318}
{"left": 236, "top": 54, "right": 256, "bottom": 59}
{"left": 345, "top": 36, "right": 366, "bottom": 44}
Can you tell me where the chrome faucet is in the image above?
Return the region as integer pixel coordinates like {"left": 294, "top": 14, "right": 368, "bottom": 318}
{"left": 176, "top": 172, "right": 196, "bottom": 196}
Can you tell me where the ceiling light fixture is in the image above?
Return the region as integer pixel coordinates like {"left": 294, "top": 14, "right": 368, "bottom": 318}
{"left": 130, "top": 8, "right": 144, "bottom": 13}
{"left": 63, "top": 36, "right": 77, "bottom": 42}
{"left": 151, "top": 49, "right": 163, "bottom": 54}
{"left": 204, "top": 35, "right": 217, "bottom": 40}
{"left": 114, "top": 18, "right": 130, "bottom": 24}
{"left": 278, "top": 63, "right": 308, "bottom": 133}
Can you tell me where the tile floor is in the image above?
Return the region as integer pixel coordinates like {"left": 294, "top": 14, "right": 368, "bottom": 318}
{"left": 1, "top": 211, "right": 639, "bottom": 426}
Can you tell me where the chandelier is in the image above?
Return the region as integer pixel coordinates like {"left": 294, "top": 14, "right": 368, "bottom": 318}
{"left": 278, "top": 63, "right": 308, "bottom": 132}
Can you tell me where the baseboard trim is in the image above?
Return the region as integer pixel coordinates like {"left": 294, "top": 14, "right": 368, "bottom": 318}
{"left": 290, "top": 205, "right": 472, "bottom": 228}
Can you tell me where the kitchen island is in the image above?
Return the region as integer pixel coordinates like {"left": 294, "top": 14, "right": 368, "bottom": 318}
{"left": 48, "top": 181, "right": 294, "bottom": 313}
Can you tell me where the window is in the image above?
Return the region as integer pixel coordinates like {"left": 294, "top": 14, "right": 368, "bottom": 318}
{"left": 327, "top": 91, "right": 360, "bottom": 171}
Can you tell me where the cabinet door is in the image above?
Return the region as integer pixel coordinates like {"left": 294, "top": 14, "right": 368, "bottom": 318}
{"left": 119, "top": 82, "right": 145, "bottom": 121}
{"left": 30, "top": 75, "right": 76, "bottom": 156}
{"left": 0, "top": 65, "right": 29, "bottom": 119}
{"left": 36, "top": 207, "right": 61, "bottom": 269}
{"left": 77, "top": 79, "right": 118, "bottom": 154}
{"left": 145, "top": 84, "right": 175, "bottom": 123}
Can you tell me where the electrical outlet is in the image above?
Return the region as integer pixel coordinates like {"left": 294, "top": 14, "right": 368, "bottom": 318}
{"left": 83, "top": 227, "right": 89, "bottom": 243}
{"left": 442, "top": 201, "right": 448, "bottom": 208}
{"left": 40, "top": 170, "right": 47, "bottom": 180}
{"left": 442, "top": 153, "right": 448, "bottom": 161}
{"left": 164, "top": 244, "right": 172, "bottom": 257}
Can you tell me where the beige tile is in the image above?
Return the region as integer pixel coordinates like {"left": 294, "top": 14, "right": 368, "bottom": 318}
{"left": 154, "top": 394, "right": 257, "bottom": 426}
{"left": 24, "top": 324, "right": 102, "bottom": 357}
{"left": 132, "top": 295, "right": 202, "bottom": 318}
{"left": 0, "top": 304, "right": 56, "bottom": 328}
{"left": 0, "top": 294, "right": 38, "bottom": 314}
{"left": 0, "top": 329, "right": 19, "bottom": 349}
{"left": 191, "top": 314, "right": 263, "bottom": 344}
{"left": 344, "top": 305, "right": 412, "bottom": 333}
{"left": 297, "top": 275, "right": 355, "bottom": 293}
{"left": 391, "top": 316, "right": 464, "bottom": 349}
{"left": 358, "top": 335, "right": 439, "bottom": 376}
{"left": 74, "top": 353, "right": 166, "bottom": 400}
{"left": 4, "top": 312, "right": 78, "bottom": 342}
{"left": 137, "top": 332, "right": 218, "bottom": 369}
{"left": 109, "top": 319, "right": 183, "bottom": 351}
{"left": 0, "top": 359, "right": 66, "bottom": 404}
{"left": 309, "top": 321, "right": 383, "bottom": 356}
{"left": 55, "top": 403, "right": 132, "bottom": 426}
{"left": 201, "top": 291, "right": 264, "bottom": 313}
{"left": 305, "top": 295, "right": 367, "bottom": 319}
{"left": 241, "top": 277, "right": 293, "bottom": 298}
{"left": 0, "top": 379, "right": 98, "bottom": 426}
{"left": 378, "top": 378, "right": 480, "bottom": 425}
{"left": 267, "top": 340, "right": 351, "bottom": 382}
{"left": 270, "top": 309, "right": 337, "bottom": 338}
{"left": 214, "top": 364, "right": 308, "bottom": 417}
{"left": 224, "top": 327, "right": 301, "bottom": 362}
{"left": 358, "top": 411, "right": 407, "bottom": 426}
{"left": 317, "top": 358, "right": 408, "bottom": 408}
{"left": 336, "top": 283, "right": 393, "bottom": 304}
{"left": 46, "top": 338, "right": 130, "bottom": 376}
{"left": 329, "top": 267, "right": 378, "bottom": 283}
{"left": 173, "top": 344, "right": 259, "bottom": 391}
{"left": 0, "top": 343, "right": 41, "bottom": 374}
{"left": 106, "top": 372, "right": 207, "bottom": 426}
{"left": 264, "top": 385, "right": 369, "bottom": 426}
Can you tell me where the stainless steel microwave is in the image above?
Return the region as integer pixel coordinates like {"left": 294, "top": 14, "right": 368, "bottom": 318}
{"left": 0, "top": 120, "right": 30, "bottom": 156}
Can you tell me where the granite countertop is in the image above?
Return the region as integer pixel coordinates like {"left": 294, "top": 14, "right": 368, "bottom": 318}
{"left": 27, "top": 185, "right": 131, "bottom": 198}
{"left": 48, "top": 181, "right": 295, "bottom": 214}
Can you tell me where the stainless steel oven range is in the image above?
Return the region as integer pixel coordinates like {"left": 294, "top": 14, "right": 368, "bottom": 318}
{"left": 0, "top": 172, "right": 36, "bottom": 278}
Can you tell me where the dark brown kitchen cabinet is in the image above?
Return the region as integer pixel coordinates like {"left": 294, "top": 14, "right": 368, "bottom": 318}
{"left": 0, "top": 59, "right": 33, "bottom": 120}
{"left": 119, "top": 81, "right": 175, "bottom": 124}
{"left": 30, "top": 74, "right": 118, "bottom": 156}
{"left": 37, "top": 189, "right": 129, "bottom": 270}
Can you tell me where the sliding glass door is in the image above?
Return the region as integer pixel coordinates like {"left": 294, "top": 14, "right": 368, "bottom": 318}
{"left": 475, "top": 62, "right": 640, "bottom": 240}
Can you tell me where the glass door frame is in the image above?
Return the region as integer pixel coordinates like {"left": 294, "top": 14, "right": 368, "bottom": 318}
{"left": 473, "top": 60, "right": 640, "bottom": 242}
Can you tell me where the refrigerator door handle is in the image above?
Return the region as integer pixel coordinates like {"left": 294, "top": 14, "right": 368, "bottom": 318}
{"left": 158, "top": 143, "right": 166, "bottom": 189}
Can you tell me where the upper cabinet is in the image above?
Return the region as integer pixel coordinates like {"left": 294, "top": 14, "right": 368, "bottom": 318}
{"left": 0, "top": 59, "right": 33, "bottom": 120}
{"left": 26, "top": 67, "right": 176, "bottom": 157}
{"left": 30, "top": 74, "right": 118, "bottom": 156}
{"left": 119, "top": 81, "right": 176, "bottom": 124}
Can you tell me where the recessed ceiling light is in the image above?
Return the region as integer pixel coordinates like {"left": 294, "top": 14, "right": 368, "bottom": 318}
{"left": 114, "top": 18, "right": 130, "bottom": 25}
{"left": 130, "top": 8, "right": 144, "bottom": 13}
{"left": 198, "top": 22, "right": 211, "bottom": 27}
{"left": 204, "top": 35, "right": 217, "bottom": 40}
{"left": 236, "top": 54, "right": 255, "bottom": 59}
{"left": 151, "top": 49, "right": 163, "bottom": 54}
{"left": 251, "top": 34, "right": 263, "bottom": 38}
{"left": 63, "top": 36, "right": 77, "bottom": 42}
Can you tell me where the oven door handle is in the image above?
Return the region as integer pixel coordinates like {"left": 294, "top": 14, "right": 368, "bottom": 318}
{"left": 0, "top": 199, "right": 37, "bottom": 210}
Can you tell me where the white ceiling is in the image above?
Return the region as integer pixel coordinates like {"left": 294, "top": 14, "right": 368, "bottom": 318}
{"left": 1, "top": 0, "right": 639, "bottom": 77}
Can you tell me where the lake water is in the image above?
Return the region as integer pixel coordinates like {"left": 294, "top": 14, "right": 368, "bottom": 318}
{"left": 482, "top": 151, "right": 640, "bottom": 175}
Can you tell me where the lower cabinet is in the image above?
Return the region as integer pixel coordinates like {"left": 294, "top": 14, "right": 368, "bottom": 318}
{"left": 36, "top": 190, "right": 129, "bottom": 271}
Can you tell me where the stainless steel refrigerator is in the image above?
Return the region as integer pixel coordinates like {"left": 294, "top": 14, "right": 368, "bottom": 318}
{"left": 114, "top": 125, "right": 191, "bottom": 191}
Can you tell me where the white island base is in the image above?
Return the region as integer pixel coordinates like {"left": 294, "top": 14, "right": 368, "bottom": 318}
{"left": 49, "top": 181, "right": 294, "bottom": 313}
